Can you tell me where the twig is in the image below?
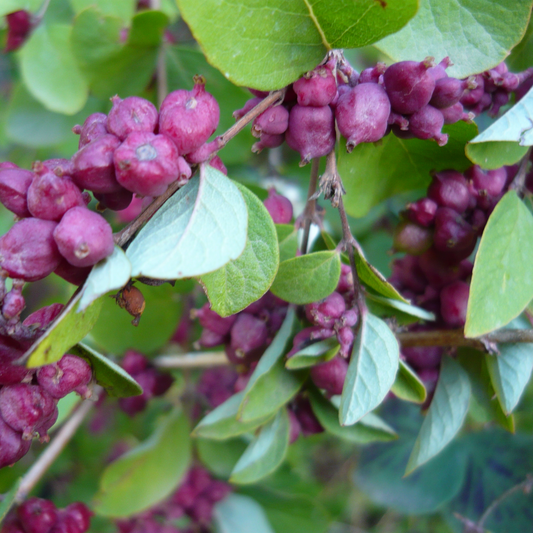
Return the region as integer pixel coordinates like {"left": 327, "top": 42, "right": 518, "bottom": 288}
{"left": 33, "top": 0, "right": 52, "bottom": 24}
{"left": 14, "top": 388, "right": 101, "bottom": 503}
{"left": 154, "top": 352, "right": 229, "bottom": 368}
{"left": 509, "top": 146, "right": 532, "bottom": 196}
{"left": 397, "top": 328, "right": 533, "bottom": 350}
{"left": 300, "top": 158, "right": 320, "bottom": 254}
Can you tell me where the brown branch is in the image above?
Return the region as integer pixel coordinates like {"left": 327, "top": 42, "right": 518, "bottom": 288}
{"left": 154, "top": 352, "right": 229, "bottom": 368}
{"left": 300, "top": 158, "right": 320, "bottom": 254}
{"left": 509, "top": 146, "right": 532, "bottom": 196}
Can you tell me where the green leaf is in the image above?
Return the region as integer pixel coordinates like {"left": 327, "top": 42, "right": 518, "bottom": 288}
{"left": 285, "top": 338, "right": 340, "bottom": 370}
{"left": 466, "top": 141, "right": 529, "bottom": 170}
{"left": 340, "top": 313, "right": 399, "bottom": 425}
{"left": 375, "top": 0, "right": 533, "bottom": 79}
{"left": 51, "top": 393, "right": 80, "bottom": 431}
{"left": 25, "top": 294, "right": 104, "bottom": 368}
{"left": 0, "top": 0, "right": 40, "bottom": 17}
{"left": 214, "top": 494, "right": 275, "bottom": 533}
{"left": 457, "top": 348, "right": 514, "bottom": 431}
{"left": 201, "top": 183, "right": 278, "bottom": 316}
{"left": 89, "top": 282, "right": 184, "bottom": 355}
{"left": 196, "top": 438, "right": 248, "bottom": 478}
{"left": 466, "top": 191, "right": 533, "bottom": 337}
{"left": 0, "top": 479, "right": 22, "bottom": 523}
{"left": 239, "top": 308, "right": 305, "bottom": 422}
{"left": 485, "top": 318, "right": 533, "bottom": 415}
{"left": 19, "top": 23, "right": 89, "bottom": 114}
{"left": 276, "top": 224, "right": 298, "bottom": 263}
{"left": 79, "top": 246, "right": 131, "bottom": 311}
{"left": 366, "top": 293, "right": 435, "bottom": 322}
{"left": 127, "top": 166, "right": 247, "bottom": 280}
{"left": 69, "top": 0, "right": 135, "bottom": 21}
{"left": 391, "top": 360, "right": 427, "bottom": 404}
{"left": 193, "top": 392, "right": 273, "bottom": 440}
{"left": 230, "top": 409, "right": 290, "bottom": 484}
{"left": 355, "top": 402, "right": 467, "bottom": 515}
{"left": 94, "top": 408, "right": 191, "bottom": 517}
{"left": 176, "top": 0, "right": 417, "bottom": 91}
{"left": 270, "top": 251, "right": 341, "bottom": 305}
{"left": 339, "top": 121, "right": 477, "bottom": 217}
{"left": 406, "top": 357, "right": 471, "bottom": 474}
{"left": 70, "top": 342, "right": 142, "bottom": 397}
{"left": 310, "top": 389, "right": 397, "bottom": 444}
{"left": 71, "top": 8, "right": 168, "bottom": 99}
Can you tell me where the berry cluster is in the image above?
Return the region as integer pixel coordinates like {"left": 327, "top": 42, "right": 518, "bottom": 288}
{"left": 0, "top": 299, "right": 93, "bottom": 469}
{"left": 118, "top": 350, "right": 173, "bottom": 417}
{"left": 389, "top": 163, "right": 518, "bottom": 395}
{"left": 116, "top": 466, "right": 232, "bottom": 533}
{"left": 237, "top": 57, "right": 532, "bottom": 164}
{"left": 2, "top": 498, "right": 92, "bottom": 533}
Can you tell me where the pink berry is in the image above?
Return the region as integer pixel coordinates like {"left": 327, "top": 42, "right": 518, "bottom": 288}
{"left": 407, "top": 198, "right": 438, "bottom": 227}
{"left": 94, "top": 187, "right": 134, "bottom": 211}
{"left": 359, "top": 63, "right": 387, "bottom": 84}
{"left": 0, "top": 417, "right": 30, "bottom": 468}
{"left": 17, "top": 497, "right": 58, "bottom": 533}
{"left": 193, "top": 303, "right": 237, "bottom": 336}
{"left": 53, "top": 259, "right": 91, "bottom": 286}
{"left": 209, "top": 156, "right": 227, "bottom": 175}
{"left": 393, "top": 221, "right": 433, "bottom": 255}
{"left": 23, "top": 303, "right": 64, "bottom": 329}
{"left": 0, "top": 335, "right": 32, "bottom": 385}
{"left": 263, "top": 188, "right": 293, "bottom": 224}
{"left": 252, "top": 105, "right": 289, "bottom": 137}
{"left": 310, "top": 356, "right": 348, "bottom": 395}
{"left": 229, "top": 313, "right": 268, "bottom": 358}
{"left": 72, "top": 113, "right": 108, "bottom": 149}
{"left": 53, "top": 207, "right": 114, "bottom": 267}
{"left": 293, "top": 65, "right": 337, "bottom": 107}
{"left": 107, "top": 96, "right": 158, "bottom": 140}
{"left": 0, "top": 168, "right": 34, "bottom": 217}
{"left": 408, "top": 105, "right": 448, "bottom": 146}
{"left": 428, "top": 170, "right": 471, "bottom": 213}
{"left": 37, "top": 354, "right": 92, "bottom": 399}
{"left": 252, "top": 133, "right": 284, "bottom": 153}
{"left": 64, "top": 502, "right": 93, "bottom": 532}
{"left": 440, "top": 281, "right": 469, "bottom": 327}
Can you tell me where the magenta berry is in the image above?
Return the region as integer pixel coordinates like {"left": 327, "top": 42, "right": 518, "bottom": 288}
{"left": 0, "top": 168, "right": 34, "bottom": 217}
{"left": 263, "top": 188, "right": 293, "bottom": 224}
{"left": 427, "top": 57, "right": 452, "bottom": 81}
{"left": 53, "top": 207, "right": 114, "bottom": 267}
{"left": 233, "top": 97, "right": 262, "bottom": 120}
{"left": 27, "top": 172, "right": 85, "bottom": 221}
{"left": 310, "top": 356, "right": 348, "bottom": 396}
{"left": 176, "top": 156, "right": 192, "bottom": 185}
{"left": 94, "top": 187, "right": 134, "bottom": 211}
{"left": 193, "top": 303, "right": 237, "bottom": 336}
{"left": 428, "top": 170, "right": 471, "bottom": 213}
{"left": 5, "top": 10, "right": 31, "bottom": 53}
{"left": 408, "top": 105, "right": 448, "bottom": 146}
{"left": 0, "top": 417, "right": 31, "bottom": 468}
{"left": 403, "top": 345, "right": 443, "bottom": 369}
{"left": 37, "top": 354, "right": 92, "bottom": 399}
{"left": 114, "top": 131, "right": 179, "bottom": 196}
{"left": 460, "top": 75, "right": 485, "bottom": 107}
{"left": 17, "top": 497, "right": 59, "bottom": 533}
{"left": 393, "top": 221, "right": 433, "bottom": 255}
{"left": 0, "top": 218, "right": 62, "bottom": 282}
{"left": 441, "top": 102, "right": 471, "bottom": 124}
{"left": 407, "top": 197, "right": 438, "bottom": 227}
{"left": 430, "top": 77, "right": 476, "bottom": 109}
{"left": 293, "top": 396, "right": 323, "bottom": 436}
{"left": 285, "top": 105, "right": 335, "bottom": 165}
{"left": 252, "top": 133, "right": 284, "bottom": 153}
{"left": 440, "top": 281, "right": 469, "bottom": 326}
{"left": 23, "top": 303, "right": 64, "bottom": 329}
{"left": 418, "top": 249, "right": 463, "bottom": 289}
{"left": 159, "top": 78, "right": 220, "bottom": 155}
{"left": 73, "top": 113, "right": 108, "bottom": 148}
{"left": 209, "top": 156, "right": 227, "bottom": 175}
{"left": 293, "top": 65, "right": 337, "bottom": 107}
{"left": 107, "top": 96, "right": 158, "bottom": 140}
{"left": 2, "top": 287, "right": 25, "bottom": 321}
{"left": 252, "top": 105, "right": 289, "bottom": 137}
{"left": 433, "top": 208, "right": 476, "bottom": 260}
{"left": 64, "top": 503, "right": 92, "bottom": 532}
{"left": 383, "top": 58, "right": 436, "bottom": 114}
{"left": 53, "top": 259, "right": 91, "bottom": 286}
{"left": 229, "top": 312, "right": 268, "bottom": 358}
{"left": 71, "top": 134, "right": 122, "bottom": 193}
{"left": 359, "top": 62, "right": 387, "bottom": 84}
{"left": 335, "top": 83, "right": 391, "bottom": 151}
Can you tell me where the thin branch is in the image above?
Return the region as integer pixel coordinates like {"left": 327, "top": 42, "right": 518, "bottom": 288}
{"left": 15, "top": 389, "right": 101, "bottom": 503}
{"left": 156, "top": 44, "right": 168, "bottom": 108}
{"left": 154, "top": 352, "right": 229, "bottom": 368}
{"left": 509, "top": 146, "right": 532, "bottom": 196}
{"left": 300, "top": 158, "right": 320, "bottom": 254}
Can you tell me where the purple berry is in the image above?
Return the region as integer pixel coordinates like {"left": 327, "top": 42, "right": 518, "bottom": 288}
{"left": 441, "top": 102, "right": 472, "bottom": 124}
{"left": 406, "top": 198, "right": 438, "bottom": 227}
{"left": 197, "top": 328, "right": 226, "bottom": 348}
{"left": 64, "top": 503, "right": 92, "bottom": 532}
{"left": 427, "top": 57, "right": 452, "bottom": 81}
{"left": 418, "top": 249, "right": 464, "bottom": 289}
{"left": 27, "top": 172, "right": 85, "bottom": 222}
{"left": 403, "top": 345, "right": 442, "bottom": 369}
{"left": 193, "top": 303, "right": 236, "bottom": 336}
{"left": 293, "top": 65, "right": 337, "bottom": 107}
{"left": 233, "top": 97, "right": 262, "bottom": 120}
{"left": 460, "top": 75, "right": 485, "bottom": 107}
{"left": 466, "top": 166, "right": 507, "bottom": 209}
{"left": 488, "top": 89, "right": 510, "bottom": 117}
{"left": 440, "top": 281, "right": 469, "bottom": 326}
{"left": 408, "top": 105, "right": 448, "bottom": 146}
{"left": 252, "top": 105, "right": 289, "bottom": 137}
{"left": 428, "top": 170, "right": 471, "bottom": 213}
{"left": 37, "top": 354, "right": 92, "bottom": 399}
{"left": 0, "top": 335, "right": 32, "bottom": 385}
{"left": 107, "top": 96, "right": 158, "bottom": 140}
{"left": 114, "top": 131, "right": 179, "bottom": 197}
{"left": 393, "top": 221, "right": 433, "bottom": 255}
{"left": 252, "top": 133, "right": 284, "bottom": 153}
{"left": 430, "top": 77, "right": 476, "bottom": 109}
{"left": 72, "top": 113, "right": 108, "bottom": 148}
{"left": 2, "top": 287, "right": 25, "bottom": 321}
{"left": 0, "top": 168, "right": 34, "bottom": 217}
{"left": 209, "top": 156, "right": 227, "bottom": 175}
{"left": 293, "top": 396, "right": 323, "bottom": 436}
{"left": 53, "top": 207, "right": 114, "bottom": 267}
{"left": 359, "top": 62, "right": 387, "bottom": 84}
{"left": 433, "top": 208, "right": 476, "bottom": 262}
{"left": 0, "top": 417, "right": 31, "bottom": 468}
{"left": 285, "top": 105, "right": 335, "bottom": 165}
{"left": 263, "top": 188, "right": 293, "bottom": 224}
{"left": 71, "top": 134, "right": 122, "bottom": 194}
{"left": 383, "top": 58, "right": 436, "bottom": 114}
{"left": 53, "top": 259, "right": 91, "bottom": 286}
{"left": 310, "top": 356, "right": 348, "bottom": 395}
{"left": 94, "top": 187, "right": 134, "bottom": 211}
{"left": 287, "top": 408, "right": 301, "bottom": 443}
{"left": 159, "top": 78, "right": 220, "bottom": 155}
{"left": 176, "top": 156, "right": 192, "bottom": 185}
{"left": 17, "top": 497, "right": 58, "bottom": 533}
{"left": 0, "top": 218, "right": 62, "bottom": 281}
{"left": 48, "top": 512, "right": 79, "bottom": 533}
{"left": 229, "top": 312, "right": 268, "bottom": 358}
{"left": 335, "top": 83, "right": 391, "bottom": 151}
{"left": 23, "top": 303, "right": 64, "bottom": 329}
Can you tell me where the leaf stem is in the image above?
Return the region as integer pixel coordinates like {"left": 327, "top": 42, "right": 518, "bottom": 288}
{"left": 300, "top": 158, "right": 320, "bottom": 254}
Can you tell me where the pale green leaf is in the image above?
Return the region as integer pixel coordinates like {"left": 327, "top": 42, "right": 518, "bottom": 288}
{"left": 466, "top": 141, "right": 529, "bottom": 170}
{"left": 285, "top": 337, "right": 340, "bottom": 370}
{"left": 391, "top": 360, "right": 427, "bottom": 404}
{"left": 0, "top": 479, "right": 22, "bottom": 523}
{"left": 214, "top": 494, "right": 275, "bottom": 533}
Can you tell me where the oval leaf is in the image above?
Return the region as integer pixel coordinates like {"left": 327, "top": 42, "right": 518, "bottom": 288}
{"left": 466, "top": 191, "right": 533, "bottom": 337}
{"left": 25, "top": 294, "right": 104, "bottom": 368}
{"left": 214, "top": 494, "right": 275, "bottom": 533}
{"left": 19, "top": 23, "right": 89, "bottom": 114}
{"left": 340, "top": 313, "right": 399, "bottom": 426}
{"left": 176, "top": 0, "right": 417, "bottom": 90}
{"left": 276, "top": 224, "right": 298, "bottom": 263}
{"left": 193, "top": 391, "right": 273, "bottom": 440}
{"left": 285, "top": 338, "right": 340, "bottom": 370}
{"left": 71, "top": 343, "right": 142, "bottom": 398}
{"left": 339, "top": 122, "right": 477, "bottom": 217}
{"left": 95, "top": 408, "right": 191, "bottom": 517}
{"left": 0, "top": 479, "right": 22, "bottom": 523}
{"left": 405, "top": 357, "right": 471, "bottom": 474}
{"left": 230, "top": 409, "right": 290, "bottom": 484}
{"left": 79, "top": 245, "right": 132, "bottom": 311}
{"left": 270, "top": 251, "right": 341, "bottom": 305}
{"left": 391, "top": 359, "right": 427, "bottom": 404}
{"left": 367, "top": 293, "right": 435, "bottom": 322}
{"left": 375, "top": 0, "right": 533, "bottom": 79}
{"left": 127, "top": 165, "right": 247, "bottom": 280}
{"left": 201, "top": 183, "right": 279, "bottom": 316}
{"left": 239, "top": 308, "right": 306, "bottom": 422}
